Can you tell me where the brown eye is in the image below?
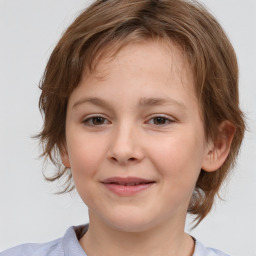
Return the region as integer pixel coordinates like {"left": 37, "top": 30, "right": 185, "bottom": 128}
{"left": 153, "top": 117, "right": 167, "bottom": 125}
{"left": 83, "top": 116, "right": 109, "bottom": 126}
{"left": 92, "top": 117, "right": 105, "bottom": 125}
{"left": 147, "top": 116, "right": 174, "bottom": 126}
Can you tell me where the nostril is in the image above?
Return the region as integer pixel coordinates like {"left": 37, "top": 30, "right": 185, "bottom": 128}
{"left": 110, "top": 156, "right": 118, "bottom": 162}
{"left": 109, "top": 156, "right": 137, "bottom": 164}
{"left": 128, "top": 157, "right": 136, "bottom": 161}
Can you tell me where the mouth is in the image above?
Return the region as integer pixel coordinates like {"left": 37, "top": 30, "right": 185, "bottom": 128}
{"left": 101, "top": 177, "right": 156, "bottom": 196}
{"left": 101, "top": 177, "right": 156, "bottom": 185}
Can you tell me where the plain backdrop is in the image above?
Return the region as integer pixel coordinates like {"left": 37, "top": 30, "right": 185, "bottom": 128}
{"left": 0, "top": 0, "right": 255, "bottom": 255}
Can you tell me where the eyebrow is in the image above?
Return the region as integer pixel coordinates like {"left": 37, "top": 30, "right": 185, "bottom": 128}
{"left": 72, "top": 97, "right": 186, "bottom": 110}
{"left": 138, "top": 97, "right": 186, "bottom": 108}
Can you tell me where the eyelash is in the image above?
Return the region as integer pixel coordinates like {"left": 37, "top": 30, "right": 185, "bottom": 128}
{"left": 82, "top": 115, "right": 175, "bottom": 127}
{"left": 147, "top": 116, "right": 174, "bottom": 125}
{"left": 83, "top": 116, "right": 110, "bottom": 126}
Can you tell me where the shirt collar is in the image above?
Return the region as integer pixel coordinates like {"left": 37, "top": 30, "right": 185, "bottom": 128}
{"left": 61, "top": 224, "right": 227, "bottom": 256}
{"left": 62, "top": 224, "right": 89, "bottom": 256}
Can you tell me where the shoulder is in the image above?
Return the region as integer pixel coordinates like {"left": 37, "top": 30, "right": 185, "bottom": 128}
{"left": 0, "top": 238, "right": 63, "bottom": 256}
{"left": 0, "top": 225, "right": 88, "bottom": 256}
{"left": 194, "top": 240, "right": 231, "bottom": 256}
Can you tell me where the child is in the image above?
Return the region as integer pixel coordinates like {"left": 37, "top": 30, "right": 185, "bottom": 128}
{"left": 1, "top": 0, "right": 245, "bottom": 255}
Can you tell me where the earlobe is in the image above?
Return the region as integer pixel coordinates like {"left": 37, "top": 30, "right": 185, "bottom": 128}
{"left": 61, "top": 150, "right": 71, "bottom": 168}
{"left": 202, "top": 121, "right": 236, "bottom": 172}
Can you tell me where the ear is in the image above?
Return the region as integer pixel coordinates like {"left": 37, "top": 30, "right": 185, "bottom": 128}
{"left": 202, "top": 121, "right": 236, "bottom": 172}
{"left": 60, "top": 147, "right": 71, "bottom": 168}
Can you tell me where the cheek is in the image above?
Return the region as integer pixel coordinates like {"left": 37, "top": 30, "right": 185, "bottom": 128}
{"left": 148, "top": 131, "right": 205, "bottom": 182}
{"left": 66, "top": 134, "right": 107, "bottom": 205}
{"left": 67, "top": 133, "right": 107, "bottom": 180}
{"left": 147, "top": 131, "right": 206, "bottom": 209}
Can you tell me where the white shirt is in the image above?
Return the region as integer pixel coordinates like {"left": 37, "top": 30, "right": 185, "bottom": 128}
{"left": 0, "top": 224, "right": 230, "bottom": 256}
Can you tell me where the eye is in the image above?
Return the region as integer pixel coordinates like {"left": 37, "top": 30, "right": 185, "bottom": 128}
{"left": 83, "top": 116, "right": 110, "bottom": 126}
{"left": 147, "top": 116, "right": 174, "bottom": 125}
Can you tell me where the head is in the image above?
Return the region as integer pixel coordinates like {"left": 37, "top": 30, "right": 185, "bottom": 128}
{"left": 38, "top": 0, "right": 245, "bottom": 226}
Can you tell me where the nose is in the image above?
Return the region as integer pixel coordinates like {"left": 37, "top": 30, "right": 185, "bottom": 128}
{"left": 107, "top": 122, "right": 144, "bottom": 165}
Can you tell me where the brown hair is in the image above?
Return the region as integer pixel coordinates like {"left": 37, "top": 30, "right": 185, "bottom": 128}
{"left": 37, "top": 0, "right": 245, "bottom": 226}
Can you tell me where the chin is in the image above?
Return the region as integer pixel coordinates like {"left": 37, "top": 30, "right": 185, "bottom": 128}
{"left": 102, "top": 210, "right": 159, "bottom": 233}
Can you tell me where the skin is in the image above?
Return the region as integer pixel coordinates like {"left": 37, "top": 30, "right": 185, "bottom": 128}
{"left": 62, "top": 40, "right": 234, "bottom": 256}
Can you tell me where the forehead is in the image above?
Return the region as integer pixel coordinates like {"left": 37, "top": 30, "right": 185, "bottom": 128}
{"left": 69, "top": 40, "right": 198, "bottom": 113}
{"left": 83, "top": 39, "right": 194, "bottom": 92}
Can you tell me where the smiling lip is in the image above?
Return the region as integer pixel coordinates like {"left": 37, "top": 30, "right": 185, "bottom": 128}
{"left": 101, "top": 177, "right": 155, "bottom": 196}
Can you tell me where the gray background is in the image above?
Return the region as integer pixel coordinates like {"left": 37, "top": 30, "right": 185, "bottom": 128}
{"left": 0, "top": 1, "right": 255, "bottom": 255}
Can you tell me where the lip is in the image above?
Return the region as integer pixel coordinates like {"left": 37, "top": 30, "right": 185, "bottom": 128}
{"left": 101, "top": 176, "right": 156, "bottom": 196}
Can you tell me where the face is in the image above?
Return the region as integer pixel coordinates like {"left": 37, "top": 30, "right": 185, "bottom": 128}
{"left": 63, "top": 40, "right": 211, "bottom": 233}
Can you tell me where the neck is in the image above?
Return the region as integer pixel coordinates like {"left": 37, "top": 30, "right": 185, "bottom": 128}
{"left": 79, "top": 212, "right": 195, "bottom": 256}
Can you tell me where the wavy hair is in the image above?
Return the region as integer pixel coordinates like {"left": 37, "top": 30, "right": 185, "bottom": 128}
{"left": 37, "top": 0, "right": 245, "bottom": 226}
